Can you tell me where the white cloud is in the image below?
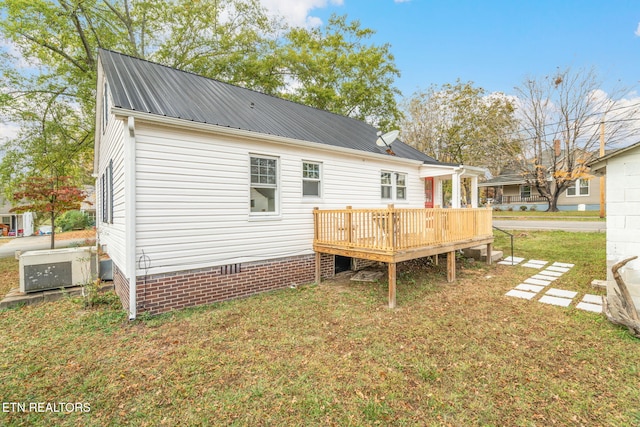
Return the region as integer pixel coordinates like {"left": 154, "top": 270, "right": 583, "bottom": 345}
{"left": 635, "top": 22, "right": 640, "bottom": 37}
{"left": 259, "top": 0, "right": 343, "bottom": 28}
{"left": 394, "top": 0, "right": 412, "bottom": 3}
{"left": 0, "top": 121, "right": 20, "bottom": 143}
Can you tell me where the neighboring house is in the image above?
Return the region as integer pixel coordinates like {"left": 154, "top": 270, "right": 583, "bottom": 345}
{"left": 80, "top": 185, "right": 96, "bottom": 224}
{"left": 0, "top": 196, "right": 34, "bottom": 237}
{"left": 479, "top": 172, "right": 602, "bottom": 211}
{"left": 94, "top": 50, "right": 488, "bottom": 318}
{"left": 589, "top": 141, "right": 640, "bottom": 308}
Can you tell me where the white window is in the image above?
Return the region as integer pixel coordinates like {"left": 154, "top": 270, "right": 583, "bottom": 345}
{"left": 102, "top": 82, "right": 110, "bottom": 132}
{"left": 101, "top": 159, "right": 113, "bottom": 224}
{"left": 302, "top": 162, "right": 321, "bottom": 197}
{"left": 250, "top": 156, "right": 278, "bottom": 214}
{"left": 396, "top": 173, "right": 407, "bottom": 200}
{"left": 381, "top": 171, "right": 407, "bottom": 201}
{"left": 567, "top": 178, "right": 589, "bottom": 197}
{"left": 520, "top": 185, "right": 531, "bottom": 199}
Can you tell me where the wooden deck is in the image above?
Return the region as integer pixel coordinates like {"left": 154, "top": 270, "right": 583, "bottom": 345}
{"left": 313, "top": 205, "right": 494, "bottom": 307}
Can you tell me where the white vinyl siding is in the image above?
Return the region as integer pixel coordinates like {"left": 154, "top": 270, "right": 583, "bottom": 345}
{"left": 132, "top": 122, "right": 425, "bottom": 276}
{"left": 96, "top": 104, "right": 126, "bottom": 270}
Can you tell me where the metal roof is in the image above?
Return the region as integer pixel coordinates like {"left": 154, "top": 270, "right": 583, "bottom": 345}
{"left": 99, "top": 49, "right": 440, "bottom": 164}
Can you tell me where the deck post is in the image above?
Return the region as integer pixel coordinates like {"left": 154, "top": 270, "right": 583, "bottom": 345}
{"left": 486, "top": 242, "right": 493, "bottom": 265}
{"left": 388, "top": 262, "right": 397, "bottom": 308}
{"left": 447, "top": 251, "right": 456, "bottom": 282}
{"left": 346, "top": 206, "right": 352, "bottom": 244}
{"left": 315, "top": 252, "right": 322, "bottom": 284}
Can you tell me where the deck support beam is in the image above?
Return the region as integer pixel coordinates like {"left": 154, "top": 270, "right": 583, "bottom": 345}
{"left": 486, "top": 242, "right": 493, "bottom": 265}
{"left": 388, "top": 262, "right": 397, "bottom": 309}
{"left": 315, "top": 252, "right": 322, "bottom": 284}
{"left": 447, "top": 251, "right": 456, "bottom": 283}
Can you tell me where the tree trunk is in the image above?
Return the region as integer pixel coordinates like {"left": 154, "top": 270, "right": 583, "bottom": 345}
{"left": 546, "top": 190, "right": 561, "bottom": 212}
{"left": 604, "top": 256, "right": 640, "bottom": 338}
{"left": 50, "top": 211, "right": 55, "bottom": 249}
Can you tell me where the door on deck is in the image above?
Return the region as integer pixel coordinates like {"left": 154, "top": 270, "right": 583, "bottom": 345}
{"left": 424, "top": 177, "right": 434, "bottom": 208}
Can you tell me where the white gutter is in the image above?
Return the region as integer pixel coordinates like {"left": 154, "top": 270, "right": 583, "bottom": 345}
{"left": 126, "top": 116, "right": 137, "bottom": 320}
{"left": 112, "top": 108, "right": 424, "bottom": 168}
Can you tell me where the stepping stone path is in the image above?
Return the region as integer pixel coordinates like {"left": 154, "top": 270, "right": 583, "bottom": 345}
{"left": 503, "top": 260, "right": 604, "bottom": 314}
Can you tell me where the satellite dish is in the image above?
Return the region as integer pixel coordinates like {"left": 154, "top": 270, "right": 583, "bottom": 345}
{"left": 376, "top": 130, "right": 399, "bottom": 147}
{"left": 376, "top": 130, "right": 399, "bottom": 156}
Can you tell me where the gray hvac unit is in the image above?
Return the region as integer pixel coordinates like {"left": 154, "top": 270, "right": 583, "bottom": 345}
{"left": 19, "top": 247, "right": 97, "bottom": 293}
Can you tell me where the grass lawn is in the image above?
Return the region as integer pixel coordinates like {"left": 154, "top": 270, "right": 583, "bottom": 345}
{"left": 1, "top": 231, "right": 638, "bottom": 426}
{"left": 493, "top": 210, "right": 605, "bottom": 221}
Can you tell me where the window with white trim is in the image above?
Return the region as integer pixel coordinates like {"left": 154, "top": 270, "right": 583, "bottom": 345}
{"left": 381, "top": 171, "right": 407, "bottom": 201}
{"left": 520, "top": 185, "right": 531, "bottom": 199}
{"left": 302, "top": 161, "right": 321, "bottom": 197}
{"left": 102, "top": 82, "right": 110, "bottom": 132}
{"left": 567, "top": 178, "right": 589, "bottom": 197}
{"left": 250, "top": 156, "right": 278, "bottom": 213}
{"left": 101, "top": 159, "right": 113, "bottom": 224}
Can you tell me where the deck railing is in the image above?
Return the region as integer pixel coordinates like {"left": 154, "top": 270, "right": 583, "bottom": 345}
{"left": 313, "top": 206, "right": 493, "bottom": 253}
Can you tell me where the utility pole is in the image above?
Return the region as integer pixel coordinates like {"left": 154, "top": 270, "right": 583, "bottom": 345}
{"left": 599, "top": 120, "right": 605, "bottom": 218}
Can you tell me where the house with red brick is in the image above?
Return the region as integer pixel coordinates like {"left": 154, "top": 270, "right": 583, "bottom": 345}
{"left": 94, "top": 50, "right": 487, "bottom": 318}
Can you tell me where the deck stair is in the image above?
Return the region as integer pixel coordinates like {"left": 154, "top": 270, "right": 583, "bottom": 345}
{"left": 463, "top": 245, "right": 503, "bottom": 263}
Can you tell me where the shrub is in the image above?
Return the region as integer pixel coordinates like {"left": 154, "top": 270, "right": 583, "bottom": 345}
{"left": 529, "top": 205, "right": 537, "bottom": 212}
{"left": 55, "top": 210, "right": 92, "bottom": 232}
{"left": 493, "top": 206, "right": 502, "bottom": 212}
{"left": 507, "top": 207, "right": 513, "bottom": 212}
{"left": 520, "top": 206, "right": 528, "bottom": 211}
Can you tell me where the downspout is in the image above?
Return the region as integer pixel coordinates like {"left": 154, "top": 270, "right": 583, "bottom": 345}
{"left": 126, "top": 117, "right": 137, "bottom": 320}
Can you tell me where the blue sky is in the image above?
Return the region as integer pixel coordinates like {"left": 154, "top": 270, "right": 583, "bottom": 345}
{"left": 264, "top": 0, "right": 640, "bottom": 99}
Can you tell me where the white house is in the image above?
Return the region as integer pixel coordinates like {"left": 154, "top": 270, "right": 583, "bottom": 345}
{"left": 94, "top": 50, "right": 486, "bottom": 318}
{"left": 589, "top": 141, "right": 640, "bottom": 308}
{"left": 0, "top": 196, "right": 34, "bottom": 237}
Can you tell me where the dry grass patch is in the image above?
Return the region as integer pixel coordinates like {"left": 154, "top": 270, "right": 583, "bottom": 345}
{"left": 0, "top": 231, "right": 638, "bottom": 426}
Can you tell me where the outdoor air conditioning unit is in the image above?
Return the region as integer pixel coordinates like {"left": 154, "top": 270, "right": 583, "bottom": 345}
{"left": 19, "top": 246, "right": 97, "bottom": 293}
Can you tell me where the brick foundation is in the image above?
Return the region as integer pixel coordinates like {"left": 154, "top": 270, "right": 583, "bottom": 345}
{"left": 132, "top": 254, "right": 334, "bottom": 315}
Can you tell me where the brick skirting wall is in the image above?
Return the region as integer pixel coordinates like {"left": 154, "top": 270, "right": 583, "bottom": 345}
{"left": 133, "top": 253, "right": 335, "bottom": 315}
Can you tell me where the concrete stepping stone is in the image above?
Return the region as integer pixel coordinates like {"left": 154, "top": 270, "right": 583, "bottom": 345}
{"left": 499, "top": 256, "right": 525, "bottom": 266}
{"left": 539, "top": 270, "right": 563, "bottom": 277}
{"left": 524, "top": 277, "right": 552, "bottom": 286}
{"left": 539, "top": 295, "right": 573, "bottom": 307}
{"left": 581, "top": 294, "right": 603, "bottom": 304}
{"left": 576, "top": 302, "right": 603, "bottom": 313}
{"left": 546, "top": 266, "right": 571, "bottom": 273}
{"left": 531, "top": 274, "right": 558, "bottom": 281}
{"left": 552, "top": 262, "right": 575, "bottom": 268}
{"left": 521, "top": 259, "right": 548, "bottom": 269}
{"left": 505, "top": 289, "right": 537, "bottom": 300}
{"left": 515, "top": 283, "right": 545, "bottom": 293}
{"left": 545, "top": 288, "right": 578, "bottom": 298}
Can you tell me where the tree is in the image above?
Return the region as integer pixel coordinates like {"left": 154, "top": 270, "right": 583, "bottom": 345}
{"left": 281, "top": 14, "right": 402, "bottom": 129}
{"left": 1, "top": 1, "right": 403, "bottom": 198}
{"left": 401, "top": 80, "right": 520, "bottom": 174}
{"left": 513, "top": 67, "right": 638, "bottom": 212}
{"left": 11, "top": 176, "right": 86, "bottom": 249}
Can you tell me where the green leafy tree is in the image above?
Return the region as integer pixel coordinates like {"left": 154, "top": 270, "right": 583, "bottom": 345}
{"left": 11, "top": 176, "right": 86, "bottom": 249}
{"left": 281, "top": 14, "right": 402, "bottom": 129}
{"left": 401, "top": 80, "right": 520, "bottom": 175}
{"left": 1, "top": 1, "right": 403, "bottom": 198}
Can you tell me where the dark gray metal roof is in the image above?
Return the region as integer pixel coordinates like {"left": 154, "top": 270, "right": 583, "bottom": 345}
{"left": 99, "top": 49, "right": 440, "bottom": 164}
